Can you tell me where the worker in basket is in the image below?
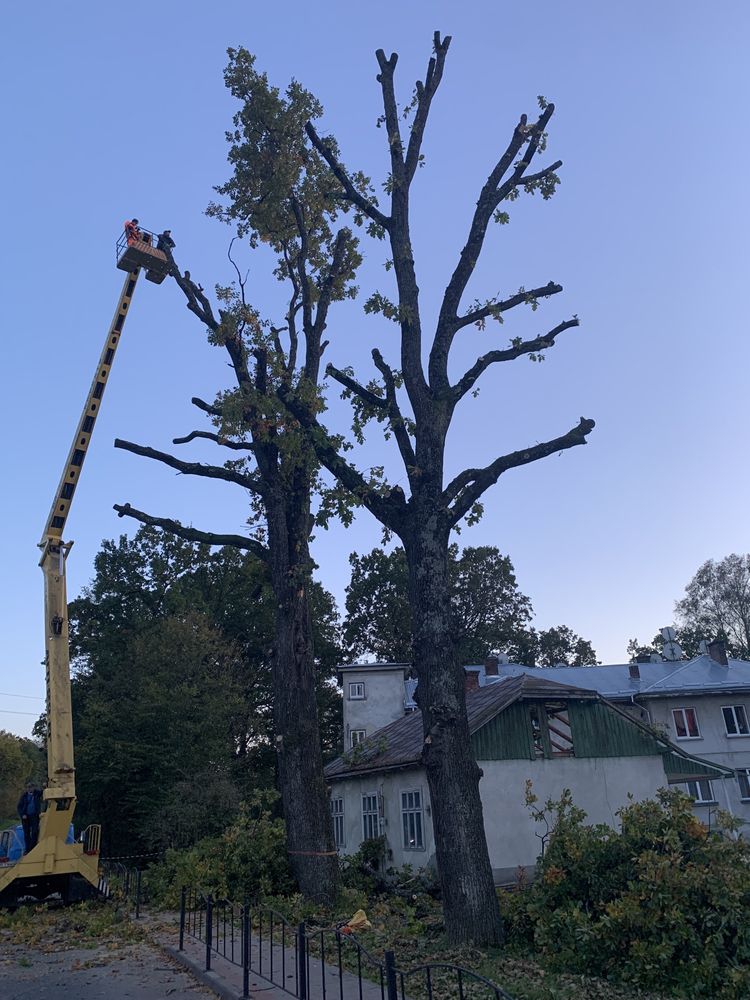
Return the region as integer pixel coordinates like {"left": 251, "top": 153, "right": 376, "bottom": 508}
{"left": 124, "top": 218, "right": 142, "bottom": 246}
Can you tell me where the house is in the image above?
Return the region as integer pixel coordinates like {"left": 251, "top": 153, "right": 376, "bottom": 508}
{"left": 486, "top": 641, "right": 750, "bottom": 822}
{"left": 325, "top": 673, "right": 732, "bottom": 882}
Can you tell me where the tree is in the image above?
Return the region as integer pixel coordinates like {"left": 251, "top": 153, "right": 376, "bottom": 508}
{"left": 284, "top": 34, "right": 595, "bottom": 943}
{"left": 524, "top": 625, "right": 599, "bottom": 667}
{"left": 112, "top": 52, "right": 363, "bottom": 902}
{"left": 675, "top": 554, "right": 750, "bottom": 659}
{"left": 344, "top": 545, "right": 533, "bottom": 664}
{"left": 69, "top": 528, "right": 342, "bottom": 855}
{"left": 0, "top": 732, "right": 43, "bottom": 822}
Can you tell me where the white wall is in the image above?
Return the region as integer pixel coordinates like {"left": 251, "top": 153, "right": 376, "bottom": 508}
{"left": 329, "top": 753, "right": 668, "bottom": 879}
{"left": 639, "top": 693, "right": 750, "bottom": 822}
{"left": 341, "top": 667, "right": 406, "bottom": 751}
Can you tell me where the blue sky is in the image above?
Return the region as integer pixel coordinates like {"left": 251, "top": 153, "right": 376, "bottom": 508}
{"left": 2, "top": 2, "right": 749, "bottom": 737}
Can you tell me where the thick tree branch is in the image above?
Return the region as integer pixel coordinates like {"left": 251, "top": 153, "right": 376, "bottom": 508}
{"left": 452, "top": 318, "right": 579, "bottom": 401}
{"left": 430, "top": 104, "right": 557, "bottom": 388}
{"left": 114, "top": 503, "right": 267, "bottom": 560}
{"left": 445, "top": 417, "right": 595, "bottom": 524}
{"left": 456, "top": 282, "right": 562, "bottom": 333}
{"left": 371, "top": 348, "right": 417, "bottom": 470}
{"left": 375, "top": 48, "right": 406, "bottom": 188}
{"left": 173, "top": 429, "right": 255, "bottom": 452}
{"left": 192, "top": 397, "right": 223, "bottom": 418}
{"left": 326, "top": 363, "right": 387, "bottom": 410}
{"left": 114, "top": 438, "right": 265, "bottom": 496}
{"left": 277, "top": 386, "right": 406, "bottom": 533}
{"left": 305, "top": 121, "right": 390, "bottom": 230}
{"left": 405, "top": 32, "right": 451, "bottom": 184}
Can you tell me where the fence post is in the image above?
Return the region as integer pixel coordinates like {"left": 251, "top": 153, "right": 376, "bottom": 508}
{"left": 297, "top": 922, "right": 307, "bottom": 1000}
{"left": 135, "top": 869, "right": 142, "bottom": 919}
{"left": 179, "top": 886, "right": 186, "bottom": 951}
{"left": 384, "top": 950, "right": 398, "bottom": 1000}
{"left": 205, "top": 895, "right": 213, "bottom": 971}
{"left": 242, "top": 901, "right": 250, "bottom": 999}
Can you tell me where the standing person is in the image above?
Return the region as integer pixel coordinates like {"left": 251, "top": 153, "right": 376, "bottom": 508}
{"left": 17, "top": 783, "right": 42, "bottom": 854}
{"left": 156, "top": 229, "right": 175, "bottom": 253}
{"left": 124, "top": 218, "right": 141, "bottom": 245}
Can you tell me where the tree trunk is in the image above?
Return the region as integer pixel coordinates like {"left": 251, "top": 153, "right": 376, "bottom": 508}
{"left": 266, "top": 479, "right": 338, "bottom": 904}
{"left": 405, "top": 514, "right": 503, "bottom": 946}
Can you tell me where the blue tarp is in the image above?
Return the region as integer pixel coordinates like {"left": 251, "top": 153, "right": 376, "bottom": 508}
{"left": 4, "top": 823, "right": 74, "bottom": 862}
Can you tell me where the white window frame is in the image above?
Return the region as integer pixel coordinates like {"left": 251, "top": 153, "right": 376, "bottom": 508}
{"left": 362, "top": 793, "right": 379, "bottom": 841}
{"left": 400, "top": 789, "right": 425, "bottom": 851}
{"left": 672, "top": 707, "right": 701, "bottom": 740}
{"left": 348, "top": 681, "right": 366, "bottom": 701}
{"left": 330, "top": 797, "right": 345, "bottom": 848}
{"left": 737, "top": 769, "right": 750, "bottom": 802}
{"left": 350, "top": 729, "right": 367, "bottom": 748}
{"left": 681, "top": 778, "right": 716, "bottom": 804}
{"left": 722, "top": 704, "right": 750, "bottom": 737}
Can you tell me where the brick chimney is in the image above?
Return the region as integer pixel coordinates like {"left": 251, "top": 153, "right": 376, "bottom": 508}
{"left": 708, "top": 640, "right": 728, "bottom": 666}
{"left": 628, "top": 662, "right": 640, "bottom": 680}
{"left": 464, "top": 668, "right": 481, "bottom": 692}
{"left": 484, "top": 655, "right": 500, "bottom": 677}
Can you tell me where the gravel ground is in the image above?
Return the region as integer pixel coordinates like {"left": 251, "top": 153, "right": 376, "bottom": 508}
{"left": 0, "top": 936, "right": 217, "bottom": 999}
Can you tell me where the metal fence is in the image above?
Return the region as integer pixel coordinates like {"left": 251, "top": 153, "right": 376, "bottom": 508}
{"left": 179, "top": 886, "right": 515, "bottom": 1000}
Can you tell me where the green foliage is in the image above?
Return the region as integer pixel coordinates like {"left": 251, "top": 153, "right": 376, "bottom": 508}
{"left": 675, "top": 554, "right": 750, "bottom": 659}
{"left": 70, "top": 527, "right": 343, "bottom": 854}
{"left": 504, "top": 788, "right": 750, "bottom": 997}
{"left": 343, "top": 544, "right": 597, "bottom": 667}
{"left": 0, "top": 731, "right": 44, "bottom": 822}
{"left": 146, "top": 790, "right": 295, "bottom": 907}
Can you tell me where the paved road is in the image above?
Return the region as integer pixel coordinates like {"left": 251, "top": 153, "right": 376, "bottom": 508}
{"left": 0, "top": 939, "right": 217, "bottom": 1000}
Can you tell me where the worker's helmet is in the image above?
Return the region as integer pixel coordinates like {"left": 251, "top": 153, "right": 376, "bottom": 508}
{"left": 132, "top": 218, "right": 139, "bottom": 224}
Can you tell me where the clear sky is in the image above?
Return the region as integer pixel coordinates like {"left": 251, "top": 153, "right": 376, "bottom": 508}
{"left": 2, "top": 2, "right": 749, "bottom": 738}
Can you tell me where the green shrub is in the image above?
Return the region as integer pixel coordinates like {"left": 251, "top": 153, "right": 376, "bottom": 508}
{"left": 146, "top": 790, "right": 294, "bottom": 907}
{"left": 503, "top": 787, "right": 750, "bottom": 998}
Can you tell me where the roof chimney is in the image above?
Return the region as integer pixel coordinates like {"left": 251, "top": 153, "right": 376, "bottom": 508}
{"left": 464, "top": 668, "right": 481, "bottom": 692}
{"left": 628, "top": 662, "right": 640, "bottom": 680}
{"left": 635, "top": 653, "right": 652, "bottom": 664}
{"left": 484, "top": 655, "right": 499, "bottom": 677}
{"left": 708, "top": 639, "right": 728, "bottom": 666}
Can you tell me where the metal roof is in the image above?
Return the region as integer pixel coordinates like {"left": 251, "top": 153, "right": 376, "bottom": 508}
{"left": 486, "top": 654, "right": 750, "bottom": 700}
{"left": 326, "top": 674, "right": 598, "bottom": 780}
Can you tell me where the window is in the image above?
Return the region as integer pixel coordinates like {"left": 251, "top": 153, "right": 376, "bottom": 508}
{"left": 529, "top": 702, "right": 574, "bottom": 758}
{"left": 331, "top": 797, "right": 345, "bottom": 847}
{"left": 680, "top": 779, "right": 716, "bottom": 804}
{"left": 723, "top": 705, "right": 750, "bottom": 736}
{"left": 401, "top": 790, "right": 425, "bottom": 849}
{"left": 672, "top": 707, "right": 700, "bottom": 739}
{"left": 348, "top": 681, "right": 366, "bottom": 700}
{"left": 737, "top": 769, "right": 750, "bottom": 801}
{"left": 362, "top": 793, "right": 379, "bottom": 841}
{"left": 350, "top": 730, "right": 367, "bottom": 748}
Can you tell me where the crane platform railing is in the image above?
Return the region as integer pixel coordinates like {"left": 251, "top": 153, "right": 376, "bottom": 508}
{"left": 116, "top": 227, "right": 170, "bottom": 284}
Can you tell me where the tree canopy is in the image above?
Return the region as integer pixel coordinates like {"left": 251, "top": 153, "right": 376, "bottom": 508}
{"left": 344, "top": 545, "right": 596, "bottom": 667}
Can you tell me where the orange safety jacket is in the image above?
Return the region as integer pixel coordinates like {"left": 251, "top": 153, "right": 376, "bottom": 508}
{"left": 124, "top": 220, "right": 141, "bottom": 245}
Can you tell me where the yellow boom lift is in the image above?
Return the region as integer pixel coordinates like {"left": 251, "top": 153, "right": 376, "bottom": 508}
{"left": 0, "top": 230, "right": 169, "bottom": 906}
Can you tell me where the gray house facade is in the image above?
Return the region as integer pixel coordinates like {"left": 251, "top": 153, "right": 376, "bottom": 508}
{"left": 326, "top": 673, "right": 731, "bottom": 881}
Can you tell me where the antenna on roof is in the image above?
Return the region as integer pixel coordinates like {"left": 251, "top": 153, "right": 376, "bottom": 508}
{"left": 660, "top": 626, "right": 683, "bottom": 662}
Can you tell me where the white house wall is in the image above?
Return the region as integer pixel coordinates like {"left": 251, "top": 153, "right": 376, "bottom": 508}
{"left": 329, "top": 753, "right": 668, "bottom": 881}
{"left": 342, "top": 668, "right": 407, "bottom": 751}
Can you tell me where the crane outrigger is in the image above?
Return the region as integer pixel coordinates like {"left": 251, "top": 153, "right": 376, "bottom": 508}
{"left": 0, "top": 228, "right": 170, "bottom": 906}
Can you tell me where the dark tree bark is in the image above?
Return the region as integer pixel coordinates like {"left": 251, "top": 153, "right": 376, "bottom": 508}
{"left": 283, "top": 33, "right": 596, "bottom": 943}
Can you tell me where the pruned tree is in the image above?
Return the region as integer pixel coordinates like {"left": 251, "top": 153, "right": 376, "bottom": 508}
{"left": 282, "top": 34, "right": 595, "bottom": 943}
{"left": 112, "top": 50, "right": 363, "bottom": 903}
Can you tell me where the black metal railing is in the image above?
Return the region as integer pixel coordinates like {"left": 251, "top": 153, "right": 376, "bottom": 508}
{"left": 99, "top": 860, "right": 147, "bottom": 918}
{"left": 179, "top": 885, "right": 515, "bottom": 1000}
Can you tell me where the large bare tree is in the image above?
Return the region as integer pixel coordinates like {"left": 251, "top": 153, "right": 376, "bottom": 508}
{"left": 113, "top": 51, "right": 363, "bottom": 903}
{"left": 281, "top": 34, "right": 596, "bottom": 942}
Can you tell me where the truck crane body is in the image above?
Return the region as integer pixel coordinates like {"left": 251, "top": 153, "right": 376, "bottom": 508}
{"left": 0, "top": 233, "right": 169, "bottom": 906}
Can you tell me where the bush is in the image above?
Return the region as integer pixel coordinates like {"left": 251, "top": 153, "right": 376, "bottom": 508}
{"left": 146, "top": 790, "right": 294, "bottom": 907}
{"left": 503, "top": 787, "right": 750, "bottom": 998}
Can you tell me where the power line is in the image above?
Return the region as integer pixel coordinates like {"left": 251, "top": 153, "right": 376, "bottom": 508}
{"left": 0, "top": 709, "right": 41, "bottom": 716}
{"left": 0, "top": 692, "right": 44, "bottom": 701}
